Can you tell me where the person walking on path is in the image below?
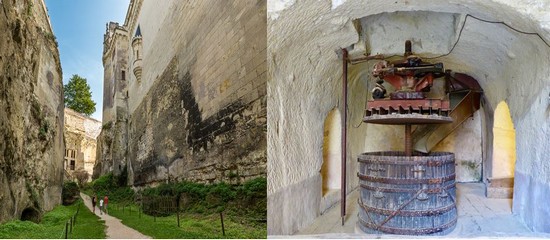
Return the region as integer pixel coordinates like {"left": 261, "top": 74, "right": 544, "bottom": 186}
{"left": 80, "top": 193, "right": 151, "bottom": 239}
{"left": 91, "top": 196, "right": 97, "bottom": 214}
{"left": 104, "top": 195, "right": 109, "bottom": 214}
{"left": 99, "top": 198, "right": 104, "bottom": 215}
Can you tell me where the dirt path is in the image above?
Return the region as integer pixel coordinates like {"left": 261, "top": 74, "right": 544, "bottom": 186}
{"left": 80, "top": 193, "right": 151, "bottom": 239}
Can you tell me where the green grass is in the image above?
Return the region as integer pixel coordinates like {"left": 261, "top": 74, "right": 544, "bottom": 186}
{"left": 0, "top": 200, "right": 106, "bottom": 239}
{"left": 108, "top": 202, "right": 266, "bottom": 239}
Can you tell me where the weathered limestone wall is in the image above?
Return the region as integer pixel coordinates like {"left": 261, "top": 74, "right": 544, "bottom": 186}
{"left": 128, "top": 0, "right": 266, "bottom": 185}
{"left": 102, "top": 22, "right": 129, "bottom": 125}
{"left": 0, "top": 0, "right": 64, "bottom": 223}
{"left": 268, "top": 0, "right": 550, "bottom": 234}
{"left": 64, "top": 108, "right": 101, "bottom": 181}
{"left": 96, "top": 0, "right": 267, "bottom": 185}
{"left": 95, "top": 22, "right": 129, "bottom": 178}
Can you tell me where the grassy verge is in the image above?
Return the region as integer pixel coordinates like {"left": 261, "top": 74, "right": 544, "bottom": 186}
{"left": 0, "top": 200, "right": 106, "bottom": 239}
{"left": 108, "top": 202, "right": 266, "bottom": 239}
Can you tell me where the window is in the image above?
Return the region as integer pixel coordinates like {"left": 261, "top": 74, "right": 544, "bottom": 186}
{"left": 70, "top": 160, "right": 75, "bottom": 170}
{"left": 122, "top": 70, "right": 126, "bottom": 80}
{"left": 66, "top": 149, "right": 76, "bottom": 159}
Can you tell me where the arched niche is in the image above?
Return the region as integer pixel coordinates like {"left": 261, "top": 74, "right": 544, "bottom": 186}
{"left": 492, "top": 101, "right": 516, "bottom": 179}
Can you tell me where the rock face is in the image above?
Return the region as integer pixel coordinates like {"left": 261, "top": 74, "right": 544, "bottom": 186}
{"left": 95, "top": 0, "right": 267, "bottom": 185}
{"left": 0, "top": 0, "right": 64, "bottom": 223}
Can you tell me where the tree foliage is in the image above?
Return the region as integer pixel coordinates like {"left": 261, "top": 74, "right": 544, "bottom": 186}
{"left": 74, "top": 169, "right": 90, "bottom": 187}
{"left": 64, "top": 74, "right": 96, "bottom": 116}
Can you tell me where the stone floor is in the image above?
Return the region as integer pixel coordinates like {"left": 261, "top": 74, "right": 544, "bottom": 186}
{"left": 271, "top": 183, "right": 550, "bottom": 238}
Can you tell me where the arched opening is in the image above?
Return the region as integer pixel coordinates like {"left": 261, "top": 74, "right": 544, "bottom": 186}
{"left": 20, "top": 207, "right": 41, "bottom": 223}
{"left": 319, "top": 108, "right": 342, "bottom": 213}
{"left": 488, "top": 101, "right": 516, "bottom": 198}
{"left": 321, "top": 108, "right": 341, "bottom": 195}
{"left": 492, "top": 101, "right": 516, "bottom": 178}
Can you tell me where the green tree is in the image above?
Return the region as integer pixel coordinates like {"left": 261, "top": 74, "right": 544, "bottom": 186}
{"left": 64, "top": 74, "right": 96, "bottom": 116}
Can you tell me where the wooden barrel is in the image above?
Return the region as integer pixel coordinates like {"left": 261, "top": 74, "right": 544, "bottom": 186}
{"left": 357, "top": 151, "right": 457, "bottom": 235}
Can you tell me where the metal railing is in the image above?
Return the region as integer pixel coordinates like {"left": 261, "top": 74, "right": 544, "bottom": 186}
{"left": 58, "top": 202, "right": 81, "bottom": 239}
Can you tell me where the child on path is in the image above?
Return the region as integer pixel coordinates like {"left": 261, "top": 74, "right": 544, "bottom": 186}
{"left": 99, "top": 198, "right": 104, "bottom": 215}
{"left": 91, "top": 196, "right": 97, "bottom": 214}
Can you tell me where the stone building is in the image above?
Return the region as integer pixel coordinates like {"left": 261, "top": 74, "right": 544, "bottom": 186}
{"left": 95, "top": 0, "right": 267, "bottom": 186}
{"left": 267, "top": 0, "right": 550, "bottom": 235}
{"left": 63, "top": 108, "right": 101, "bottom": 181}
{"left": 0, "top": 0, "right": 64, "bottom": 223}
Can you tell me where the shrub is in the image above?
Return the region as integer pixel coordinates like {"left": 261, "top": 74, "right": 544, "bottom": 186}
{"left": 174, "top": 182, "right": 209, "bottom": 199}
{"left": 207, "top": 182, "right": 236, "bottom": 210}
{"left": 91, "top": 173, "right": 115, "bottom": 195}
{"left": 62, "top": 181, "right": 79, "bottom": 205}
{"left": 110, "top": 187, "right": 135, "bottom": 203}
{"left": 88, "top": 172, "right": 134, "bottom": 202}
{"left": 240, "top": 177, "right": 266, "bottom": 198}
{"left": 140, "top": 177, "right": 266, "bottom": 219}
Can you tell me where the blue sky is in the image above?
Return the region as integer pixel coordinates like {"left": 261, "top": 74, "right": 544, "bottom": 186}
{"left": 45, "top": 0, "right": 130, "bottom": 121}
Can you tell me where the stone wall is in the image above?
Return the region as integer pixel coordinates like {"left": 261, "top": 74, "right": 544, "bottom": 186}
{"left": 64, "top": 108, "right": 101, "bottom": 181}
{"left": 267, "top": 0, "right": 550, "bottom": 234}
{"left": 95, "top": 21, "right": 130, "bottom": 178}
{"left": 95, "top": 0, "right": 267, "bottom": 185}
{"left": 0, "top": 0, "right": 64, "bottom": 223}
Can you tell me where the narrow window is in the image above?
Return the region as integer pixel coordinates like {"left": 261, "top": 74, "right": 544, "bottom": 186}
{"left": 70, "top": 160, "right": 75, "bottom": 170}
{"left": 122, "top": 70, "right": 126, "bottom": 80}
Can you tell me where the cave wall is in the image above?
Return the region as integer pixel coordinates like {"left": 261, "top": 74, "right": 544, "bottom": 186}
{"left": 0, "top": 0, "right": 64, "bottom": 223}
{"left": 267, "top": 0, "right": 550, "bottom": 234}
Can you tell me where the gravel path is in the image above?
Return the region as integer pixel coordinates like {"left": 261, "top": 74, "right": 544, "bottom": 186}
{"left": 80, "top": 193, "right": 151, "bottom": 239}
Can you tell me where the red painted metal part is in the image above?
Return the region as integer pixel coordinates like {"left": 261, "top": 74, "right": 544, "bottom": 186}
{"left": 364, "top": 98, "right": 452, "bottom": 125}
{"left": 376, "top": 69, "right": 436, "bottom": 93}
{"left": 365, "top": 99, "right": 450, "bottom": 115}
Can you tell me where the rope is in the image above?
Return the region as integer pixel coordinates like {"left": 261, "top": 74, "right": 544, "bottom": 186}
{"left": 357, "top": 189, "right": 424, "bottom": 229}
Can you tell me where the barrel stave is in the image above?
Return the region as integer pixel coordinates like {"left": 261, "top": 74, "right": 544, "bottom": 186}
{"left": 357, "top": 151, "right": 457, "bottom": 236}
